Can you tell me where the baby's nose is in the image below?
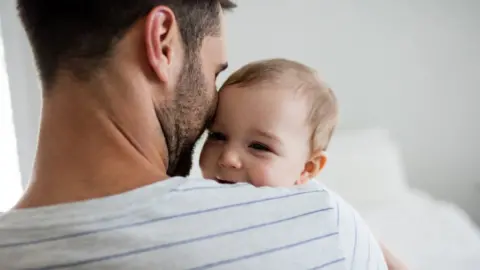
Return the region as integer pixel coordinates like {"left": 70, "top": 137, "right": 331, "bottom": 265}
{"left": 218, "top": 148, "right": 242, "bottom": 169}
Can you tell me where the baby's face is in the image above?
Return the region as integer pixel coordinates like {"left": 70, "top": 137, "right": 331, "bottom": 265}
{"left": 199, "top": 83, "right": 312, "bottom": 187}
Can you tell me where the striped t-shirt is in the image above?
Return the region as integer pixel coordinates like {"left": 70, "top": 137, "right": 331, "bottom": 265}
{"left": 0, "top": 177, "right": 387, "bottom": 269}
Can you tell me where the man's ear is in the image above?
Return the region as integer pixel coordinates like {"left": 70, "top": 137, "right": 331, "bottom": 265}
{"left": 144, "top": 6, "right": 179, "bottom": 84}
{"left": 296, "top": 150, "right": 328, "bottom": 185}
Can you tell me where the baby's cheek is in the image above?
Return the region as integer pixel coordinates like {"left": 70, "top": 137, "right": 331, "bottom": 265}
{"left": 249, "top": 161, "right": 295, "bottom": 187}
{"left": 199, "top": 149, "right": 208, "bottom": 170}
{"left": 199, "top": 145, "right": 217, "bottom": 178}
{"left": 250, "top": 168, "right": 272, "bottom": 187}
{"left": 268, "top": 160, "right": 303, "bottom": 187}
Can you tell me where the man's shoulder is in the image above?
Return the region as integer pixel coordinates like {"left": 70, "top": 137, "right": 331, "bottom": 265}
{"left": 0, "top": 178, "right": 381, "bottom": 269}
{"left": 0, "top": 177, "right": 336, "bottom": 228}
{"left": 171, "top": 178, "right": 339, "bottom": 213}
{"left": 174, "top": 177, "right": 331, "bottom": 199}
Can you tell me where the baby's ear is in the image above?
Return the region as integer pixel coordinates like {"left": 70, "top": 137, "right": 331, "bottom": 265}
{"left": 296, "top": 150, "right": 327, "bottom": 185}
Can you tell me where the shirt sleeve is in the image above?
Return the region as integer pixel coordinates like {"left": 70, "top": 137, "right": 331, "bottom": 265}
{"left": 330, "top": 190, "right": 388, "bottom": 270}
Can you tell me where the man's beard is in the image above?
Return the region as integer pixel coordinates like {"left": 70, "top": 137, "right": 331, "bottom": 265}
{"left": 158, "top": 52, "right": 216, "bottom": 177}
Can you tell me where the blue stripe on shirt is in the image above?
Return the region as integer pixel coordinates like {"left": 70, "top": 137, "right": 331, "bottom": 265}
{"left": 0, "top": 190, "right": 322, "bottom": 248}
{"left": 173, "top": 184, "right": 326, "bottom": 193}
{"left": 308, "top": 257, "right": 346, "bottom": 270}
{"left": 22, "top": 208, "right": 334, "bottom": 270}
{"left": 172, "top": 183, "right": 250, "bottom": 192}
{"left": 189, "top": 232, "right": 339, "bottom": 270}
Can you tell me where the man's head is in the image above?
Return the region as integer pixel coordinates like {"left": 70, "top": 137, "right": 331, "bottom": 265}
{"left": 200, "top": 59, "right": 338, "bottom": 187}
{"left": 17, "top": 0, "right": 235, "bottom": 176}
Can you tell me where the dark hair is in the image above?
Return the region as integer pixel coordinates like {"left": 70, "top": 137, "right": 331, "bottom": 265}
{"left": 17, "top": 0, "right": 236, "bottom": 87}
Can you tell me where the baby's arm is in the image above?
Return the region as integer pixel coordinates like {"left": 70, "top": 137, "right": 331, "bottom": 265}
{"left": 380, "top": 243, "right": 409, "bottom": 270}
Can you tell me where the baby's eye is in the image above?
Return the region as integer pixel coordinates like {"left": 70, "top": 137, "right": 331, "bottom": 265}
{"left": 207, "top": 131, "right": 226, "bottom": 141}
{"left": 249, "top": 142, "right": 271, "bottom": 152}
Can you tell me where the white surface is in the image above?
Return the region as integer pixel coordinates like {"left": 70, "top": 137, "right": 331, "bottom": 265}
{"left": 361, "top": 191, "right": 480, "bottom": 270}
{"left": 0, "top": 0, "right": 42, "bottom": 190}
{"left": 318, "top": 129, "right": 480, "bottom": 270}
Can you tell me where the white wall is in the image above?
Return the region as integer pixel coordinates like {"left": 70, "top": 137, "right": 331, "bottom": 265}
{"left": 0, "top": 17, "right": 23, "bottom": 211}
{"left": 2, "top": 0, "right": 479, "bottom": 223}
{"left": 0, "top": 0, "right": 41, "bottom": 191}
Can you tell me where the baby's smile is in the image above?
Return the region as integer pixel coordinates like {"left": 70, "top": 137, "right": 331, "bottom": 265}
{"left": 214, "top": 176, "right": 236, "bottom": 185}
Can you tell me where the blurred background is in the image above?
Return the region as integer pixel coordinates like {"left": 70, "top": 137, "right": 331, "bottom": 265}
{"left": 1, "top": 0, "right": 479, "bottom": 269}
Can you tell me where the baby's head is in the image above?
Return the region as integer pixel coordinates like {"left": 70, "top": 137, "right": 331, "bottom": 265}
{"left": 200, "top": 58, "right": 338, "bottom": 187}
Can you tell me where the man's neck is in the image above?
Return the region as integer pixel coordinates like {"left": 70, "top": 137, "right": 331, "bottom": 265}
{"left": 16, "top": 74, "right": 169, "bottom": 209}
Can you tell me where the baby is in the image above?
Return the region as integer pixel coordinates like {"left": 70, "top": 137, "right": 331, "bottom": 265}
{"left": 197, "top": 59, "right": 401, "bottom": 269}
{"left": 200, "top": 58, "right": 337, "bottom": 187}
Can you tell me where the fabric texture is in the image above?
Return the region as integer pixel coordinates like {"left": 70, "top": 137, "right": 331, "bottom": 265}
{"left": 0, "top": 177, "right": 387, "bottom": 270}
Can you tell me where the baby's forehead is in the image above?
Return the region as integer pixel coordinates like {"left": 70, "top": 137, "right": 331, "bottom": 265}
{"left": 219, "top": 79, "right": 309, "bottom": 106}
{"left": 217, "top": 82, "right": 311, "bottom": 128}
{"left": 217, "top": 65, "right": 321, "bottom": 122}
{"left": 219, "top": 73, "right": 318, "bottom": 113}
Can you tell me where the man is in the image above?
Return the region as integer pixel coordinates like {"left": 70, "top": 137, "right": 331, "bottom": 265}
{"left": 0, "top": 1, "right": 397, "bottom": 269}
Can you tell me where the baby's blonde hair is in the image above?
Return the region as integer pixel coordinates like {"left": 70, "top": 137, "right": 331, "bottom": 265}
{"left": 221, "top": 58, "right": 338, "bottom": 151}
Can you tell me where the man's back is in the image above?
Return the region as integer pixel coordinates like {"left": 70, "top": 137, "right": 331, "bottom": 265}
{"left": 0, "top": 178, "right": 386, "bottom": 269}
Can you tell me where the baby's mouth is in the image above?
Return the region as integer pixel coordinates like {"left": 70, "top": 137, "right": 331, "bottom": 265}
{"left": 215, "top": 177, "right": 235, "bottom": 185}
